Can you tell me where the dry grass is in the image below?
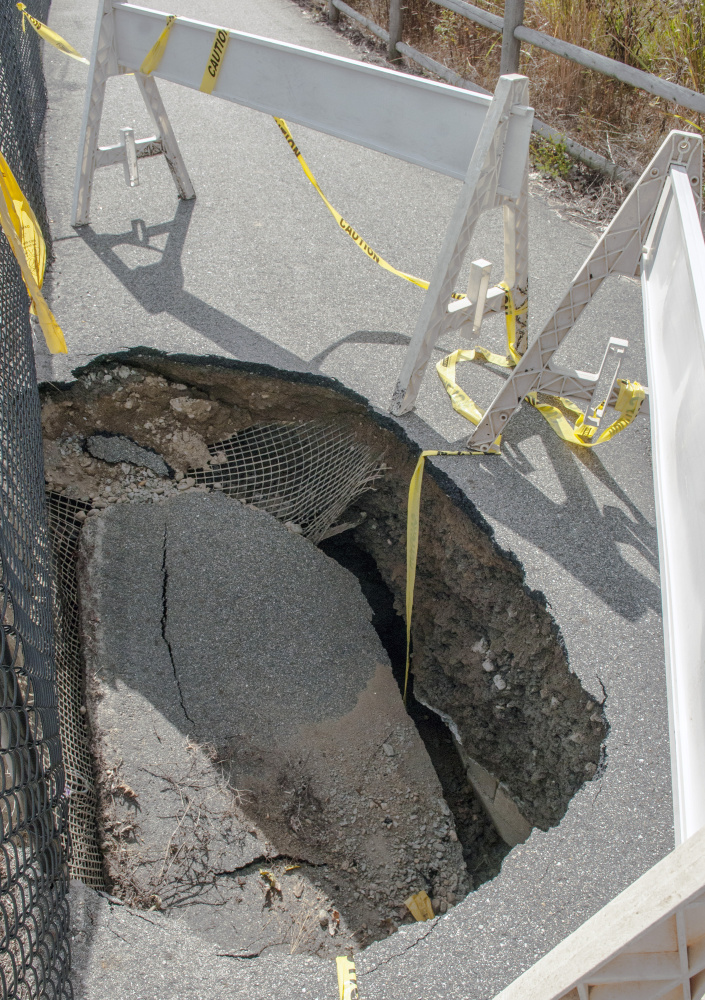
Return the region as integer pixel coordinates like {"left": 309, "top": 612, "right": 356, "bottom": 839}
{"left": 307, "top": 0, "right": 705, "bottom": 175}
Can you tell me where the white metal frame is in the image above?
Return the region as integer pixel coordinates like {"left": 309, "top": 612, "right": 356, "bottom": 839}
{"left": 457, "top": 131, "right": 702, "bottom": 451}
{"left": 390, "top": 71, "right": 531, "bottom": 414}
{"left": 73, "top": 0, "right": 195, "bottom": 226}
{"left": 493, "top": 825, "right": 705, "bottom": 1000}
{"left": 74, "top": 1, "right": 533, "bottom": 409}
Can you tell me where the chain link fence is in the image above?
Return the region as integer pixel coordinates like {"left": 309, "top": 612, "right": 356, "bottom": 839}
{"left": 0, "top": 0, "right": 52, "bottom": 249}
{"left": 0, "top": 2, "right": 72, "bottom": 997}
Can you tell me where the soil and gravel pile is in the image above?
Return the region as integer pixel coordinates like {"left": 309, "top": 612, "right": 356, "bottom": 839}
{"left": 77, "top": 492, "right": 469, "bottom": 956}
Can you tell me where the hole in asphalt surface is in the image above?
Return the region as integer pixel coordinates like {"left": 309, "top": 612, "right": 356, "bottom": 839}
{"left": 41, "top": 353, "right": 606, "bottom": 955}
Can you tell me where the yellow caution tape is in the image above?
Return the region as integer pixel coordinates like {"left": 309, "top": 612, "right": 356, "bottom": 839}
{"left": 437, "top": 350, "right": 487, "bottom": 425}
{"left": 405, "top": 449, "right": 474, "bottom": 704}
{"left": 16, "top": 4, "right": 88, "bottom": 64}
{"left": 0, "top": 154, "right": 45, "bottom": 287}
{"left": 497, "top": 281, "right": 524, "bottom": 367}
{"left": 200, "top": 27, "right": 229, "bottom": 93}
{"left": 140, "top": 14, "right": 176, "bottom": 75}
{"left": 434, "top": 281, "right": 523, "bottom": 444}
{"left": 0, "top": 152, "right": 66, "bottom": 354}
{"left": 526, "top": 379, "right": 646, "bottom": 447}
{"left": 336, "top": 956, "right": 358, "bottom": 1000}
{"left": 404, "top": 890, "right": 435, "bottom": 921}
{"left": 274, "top": 117, "right": 466, "bottom": 300}
{"left": 434, "top": 282, "right": 644, "bottom": 453}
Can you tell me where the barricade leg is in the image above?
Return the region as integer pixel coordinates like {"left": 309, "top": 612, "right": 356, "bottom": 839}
{"left": 502, "top": 160, "right": 529, "bottom": 357}
{"left": 135, "top": 73, "right": 194, "bottom": 201}
{"left": 72, "top": 0, "right": 115, "bottom": 226}
{"left": 389, "top": 74, "right": 530, "bottom": 416}
{"left": 72, "top": 0, "right": 194, "bottom": 226}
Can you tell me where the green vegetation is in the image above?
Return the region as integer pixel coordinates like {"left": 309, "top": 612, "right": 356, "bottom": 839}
{"left": 530, "top": 135, "right": 573, "bottom": 179}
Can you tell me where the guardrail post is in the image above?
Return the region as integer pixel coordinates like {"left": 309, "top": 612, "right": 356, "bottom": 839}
{"left": 327, "top": 0, "right": 340, "bottom": 25}
{"left": 388, "top": 0, "right": 403, "bottom": 62}
{"left": 500, "top": 0, "right": 525, "bottom": 74}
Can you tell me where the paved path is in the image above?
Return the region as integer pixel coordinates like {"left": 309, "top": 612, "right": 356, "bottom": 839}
{"left": 40, "top": 1, "right": 669, "bottom": 998}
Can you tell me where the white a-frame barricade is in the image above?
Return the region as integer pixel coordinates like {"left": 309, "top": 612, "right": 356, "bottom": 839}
{"left": 74, "top": 0, "right": 534, "bottom": 403}
{"left": 483, "top": 151, "right": 705, "bottom": 1000}
{"left": 458, "top": 132, "right": 701, "bottom": 451}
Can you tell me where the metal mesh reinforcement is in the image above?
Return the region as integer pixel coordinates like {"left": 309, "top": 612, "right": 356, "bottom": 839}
{"left": 0, "top": 240, "right": 71, "bottom": 996}
{"left": 46, "top": 496, "right": 103, "bottom": 890}
{"left": 192, "top": 420, "right": 386, "bottom": 544}
{"left": 42, "top": 411, "right": 384, "bottom": 893}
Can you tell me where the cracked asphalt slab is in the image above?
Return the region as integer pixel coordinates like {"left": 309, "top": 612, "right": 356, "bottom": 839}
{"left": 77, "top": 492, "right": 467, "bottom": 958}
{"left": 40, "top": 0, "right": 670, "bottom": 996}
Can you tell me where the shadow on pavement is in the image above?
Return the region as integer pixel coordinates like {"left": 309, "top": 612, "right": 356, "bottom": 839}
{"left": 399, "top": 402, "right": 660, "bottom": 623}
{"left": 75, "top": 199, "right": 307, "bottom": 372}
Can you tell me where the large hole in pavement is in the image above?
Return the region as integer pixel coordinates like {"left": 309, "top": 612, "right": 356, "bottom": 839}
{"left": 42, "top": 352, "right": 606, "bottom": 959}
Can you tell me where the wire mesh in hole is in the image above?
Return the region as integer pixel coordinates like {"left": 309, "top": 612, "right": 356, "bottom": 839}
{"left": 191, "top": 421, "right": 385, "bottom": 544}
{"left": 47, "top": 493, "right": 105, "bottom": 890}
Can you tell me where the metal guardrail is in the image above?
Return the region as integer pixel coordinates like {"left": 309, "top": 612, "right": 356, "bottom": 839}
{"left": 326, "top": 0, "right": 705, "bottom": 184}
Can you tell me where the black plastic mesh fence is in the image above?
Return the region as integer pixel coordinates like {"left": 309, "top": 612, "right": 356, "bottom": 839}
{"left": 0, "top": 2, "right": 72, "bottom": 998}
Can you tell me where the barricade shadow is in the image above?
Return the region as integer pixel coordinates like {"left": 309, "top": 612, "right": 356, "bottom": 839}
{"left": 381, "top": 385, "right": 660, "bottom": 623}
{"left": 309, "top": 329, "right": 412, "bottom": 369}
{"left": 75, "top": 198, "right": 307, "bottom": 372}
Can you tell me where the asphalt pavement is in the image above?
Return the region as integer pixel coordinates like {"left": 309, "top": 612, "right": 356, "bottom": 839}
{"left": 39, "top": 1, "right": 670, "bottom": 997}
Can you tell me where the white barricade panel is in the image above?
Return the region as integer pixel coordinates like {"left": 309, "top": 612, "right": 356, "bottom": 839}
{"left": 76, "top": 1, "right": 533, "bottom": 407}
{"left": 642, "top": 165, "right": 705, "bottom": 844}
{"left": 491, "top": 825, "right": 705, "bottom": 1000}
{"left": 111, "top": 3, "right": 498, "bottom": 179}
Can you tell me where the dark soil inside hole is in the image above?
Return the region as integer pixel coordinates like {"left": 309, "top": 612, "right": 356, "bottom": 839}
{"left": 320, "top": 535, "right": 510, "bottom": 888}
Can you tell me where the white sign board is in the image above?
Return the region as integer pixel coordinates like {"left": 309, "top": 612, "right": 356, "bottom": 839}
{"left": 642, "top": 164, "right": 705, "bottom": 844}
{"left": 110, "top": 2, "right": 529, "bottom": 182}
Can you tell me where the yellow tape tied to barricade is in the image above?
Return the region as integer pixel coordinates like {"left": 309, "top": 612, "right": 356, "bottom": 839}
{"left": 140, "top": 14, "right": 177, "bottom": 75}
{"left": 526, "top": 380, "right": 646, "bottom": 447}
{"left": 434, "top": 282, "right": 645, "bottom": 449}
{"left": 0, "top": 153, "right": 66, "bottom": 354}
{"left": 199, "top": 28, "right": 230, "bottom": 93}
{"left": 16, "top": 4, "right": 88, "bottom": 64}
{"left": 434, "top": 281, "right": 524, "bottom": 453}
{"left": 336, "top": 956, "right": 359, "bottom": 1000}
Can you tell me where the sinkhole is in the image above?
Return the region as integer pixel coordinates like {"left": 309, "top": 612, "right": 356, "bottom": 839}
{"left": 41, "top": 350, "right": 606, "bottom": 958}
